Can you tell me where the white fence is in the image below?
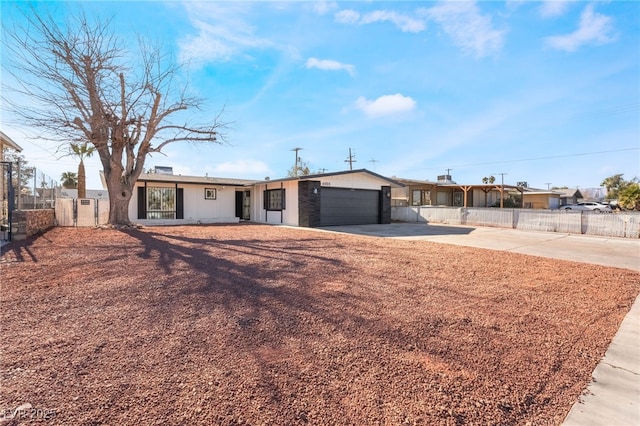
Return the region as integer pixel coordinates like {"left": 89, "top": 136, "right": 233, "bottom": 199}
{"left": 55, "top": 198, "right": 109, "bottom": 227}
{"left": 391, "top": 206, "right": 640, "bottom": 239}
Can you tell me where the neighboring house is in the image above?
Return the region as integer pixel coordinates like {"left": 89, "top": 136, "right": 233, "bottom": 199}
{"left": 555, "top": 188, "right": 584, "bottom": 206}
{"left": 128, "top": 168, "right": 403, "bottom": 228}
{"left": 392, "top": 175, "right": 561, "bottom": 209}
{"left": 521, "top": 189, "right": 561, "bottom": 209}
{"left": 391, "top": 178, "right": 437, "bottom": 207}
{"left": 0, "top": 130, "right": 23, "bottom": 161}
{"left": 1, "top": 131, "right": 23, "bottom": 238}
{"left": 434, "top": 184, "right": 562, "bottom": 209}
{"left": 393, "top": 179, "right": 516, "bottom": 208}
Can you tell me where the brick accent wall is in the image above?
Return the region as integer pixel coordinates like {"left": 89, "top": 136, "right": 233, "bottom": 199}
{"left": 298, "top": 181, "right": 322, "bottom": 228}
{"left": 380, "top": 186, "right": 391, "bottom": 224}
{"left": 12, "top": 209, "right": 55, "bottom": 237}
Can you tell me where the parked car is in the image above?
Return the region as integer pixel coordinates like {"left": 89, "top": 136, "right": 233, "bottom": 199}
{"left": 561, "top": 202, "right": 612, "bottom": 212}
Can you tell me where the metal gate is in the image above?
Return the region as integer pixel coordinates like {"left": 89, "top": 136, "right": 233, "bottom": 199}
{"left": 55, "top": 198, "right": 109, "bottom": 227}
{"left": 1, "top": 162, "right": 14, "bottom": 241}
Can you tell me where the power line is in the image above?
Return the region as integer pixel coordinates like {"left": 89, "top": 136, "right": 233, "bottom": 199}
{"left": 572, "top": 102, "right": 639, "bottom": 120}
{"left": 420, "top": 147, "right": 639, "bottom": 171}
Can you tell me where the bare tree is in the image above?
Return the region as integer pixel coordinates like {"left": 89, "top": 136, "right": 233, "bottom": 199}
{"left": 287, "top": 159, "right": 312, "bottom": 177}
{"left": 2, "top": 7, "right": 225, "bottom": 225}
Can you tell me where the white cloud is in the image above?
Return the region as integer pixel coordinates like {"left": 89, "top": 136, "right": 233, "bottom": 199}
{"left": 354, "top": 94, "right": 416, "bottom": 118}
{"left": 212, "top": 159, "right": 272, "bottom": 177}
{"left": 539, "top": 0, "right": 572, "bottom": 18}
{"left": 335, "top": 9, "right": 425, "bottom": 33}
{"left": 422, "top": 1, "right": 506, "bottom": 58}
{"left": 545, "top": 4, "right": 615, "bottom": 52}
{"left": 360, "top": 10, "right": 426, "bottom": 33}
{"left": 335, "top": 9, "right": 360, "bottom": 25}
{"left": 313, "top": 1, "right": 338, "bottom": 16}
{"left": 305, "top": 57, "right": 355, "bottom": 76}
{"left": 178, "top": 3, "right": 272, "bottom": 64}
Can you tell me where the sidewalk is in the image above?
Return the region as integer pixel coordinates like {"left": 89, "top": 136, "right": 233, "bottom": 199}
{"left": 318, "top": 223, "right": 640, "bottom": 425}
{"left": 563, "top": 294, "right": 640, "bottom": 425}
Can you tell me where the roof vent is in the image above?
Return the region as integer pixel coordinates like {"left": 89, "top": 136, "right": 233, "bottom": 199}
{"left": 154, "top": 166, "right": 173, "bottom": 175}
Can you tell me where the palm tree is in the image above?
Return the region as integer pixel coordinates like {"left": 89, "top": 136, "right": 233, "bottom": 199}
{"left": 70, "top": 142, "right": 95, "bottom": 198}
{"left": 60, "top": 171, "right": 78, "bottom": 189}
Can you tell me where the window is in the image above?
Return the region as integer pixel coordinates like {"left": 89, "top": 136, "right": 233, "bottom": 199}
{"left": 412, "top": 190, "right": 431, "bottom": 206}
{"left": 205, "top": 188, "right": 217, "bottom": 200}
{"left": 412, "top": 190, "right": 421, "bottom": 206}
{"left": 147, "top": 187, "right": 175, "bottom": 219}
{"left": 453, "top": 191, "right": 463, "bottom": 207}
{"left": 264, "top": 188, "right": 285, "bottom": 211}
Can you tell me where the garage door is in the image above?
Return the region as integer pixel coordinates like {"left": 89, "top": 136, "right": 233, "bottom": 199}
{"left": 320, "top": 187, "right": 380, "bottom": 226}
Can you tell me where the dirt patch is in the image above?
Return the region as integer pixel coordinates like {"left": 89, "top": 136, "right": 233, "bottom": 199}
{"left": 1, "top": 224, "right": 638, "bottom": 425}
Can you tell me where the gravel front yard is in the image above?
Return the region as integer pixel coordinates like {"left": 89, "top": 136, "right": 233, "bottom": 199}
{"left": 1, "top": 224, "right": 638, "bottom": 425}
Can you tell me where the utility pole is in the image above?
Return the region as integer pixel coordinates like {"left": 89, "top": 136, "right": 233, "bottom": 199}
{"left": 496, "top": 172, "right": 507, "bottom": 208}
{"left": 345, "top": 148, "right": 356, "bottom": 171}
{"left": 291, "top": 147, "right": 302, "bottom": 176}
{"left": 545, "top": 182, "right": 552, "bottom": 190}
{"left": 369, "top": 158, "right": 379, "bottom": 170}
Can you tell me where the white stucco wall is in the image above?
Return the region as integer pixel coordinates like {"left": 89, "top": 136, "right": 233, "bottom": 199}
{"left": 317, "top": 172, "right": 390, "bottom": 190}
{"left": 130, "top": 182, "right": 242, "bottom": 225}
{"left": 252, "top": 180, "right": 299, "bottom": 226}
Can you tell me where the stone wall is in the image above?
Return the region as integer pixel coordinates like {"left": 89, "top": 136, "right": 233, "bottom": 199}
{"left": 12, "top": 209, "right": 56, "bottom": 238}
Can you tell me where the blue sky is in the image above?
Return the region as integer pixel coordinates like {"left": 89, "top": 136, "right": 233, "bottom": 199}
{"left": 2, "top": 1, "right": 639, "bottom": 191}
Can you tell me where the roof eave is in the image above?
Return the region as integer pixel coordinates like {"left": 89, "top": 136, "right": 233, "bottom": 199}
{"left": 0, "top": 131, "right": 23, "bottom": 152}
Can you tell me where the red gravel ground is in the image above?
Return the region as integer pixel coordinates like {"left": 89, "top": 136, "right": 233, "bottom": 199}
{"left": 1, "top": 224, "right": 638, "bottom": 425}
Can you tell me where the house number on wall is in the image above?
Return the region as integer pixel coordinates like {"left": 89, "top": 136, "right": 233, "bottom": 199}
{"left": 321, "top": 182, "right": 331, "bottom": 186}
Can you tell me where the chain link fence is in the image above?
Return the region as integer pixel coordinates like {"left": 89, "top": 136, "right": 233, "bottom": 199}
{"left": 14, "top": 168, "right": 59, "bottom": 210}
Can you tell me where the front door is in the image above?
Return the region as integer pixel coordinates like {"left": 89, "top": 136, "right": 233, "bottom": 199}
{"left": 242, "top": 191, "right": 251, "bottom": 220}
{"left": 453, "top": 191, "right": 464, "bottom": 207}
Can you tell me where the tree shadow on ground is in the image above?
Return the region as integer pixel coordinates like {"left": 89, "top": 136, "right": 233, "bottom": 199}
{"left": 3, "top": 224, "right": 633, "bottom": 425}
{"left": 110, "top": 224, "right": 607, "bottom": 424}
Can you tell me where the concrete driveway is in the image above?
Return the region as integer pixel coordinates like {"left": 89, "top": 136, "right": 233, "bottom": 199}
{"left": 319, "top": 222, "right": 640, "bottom": 272}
